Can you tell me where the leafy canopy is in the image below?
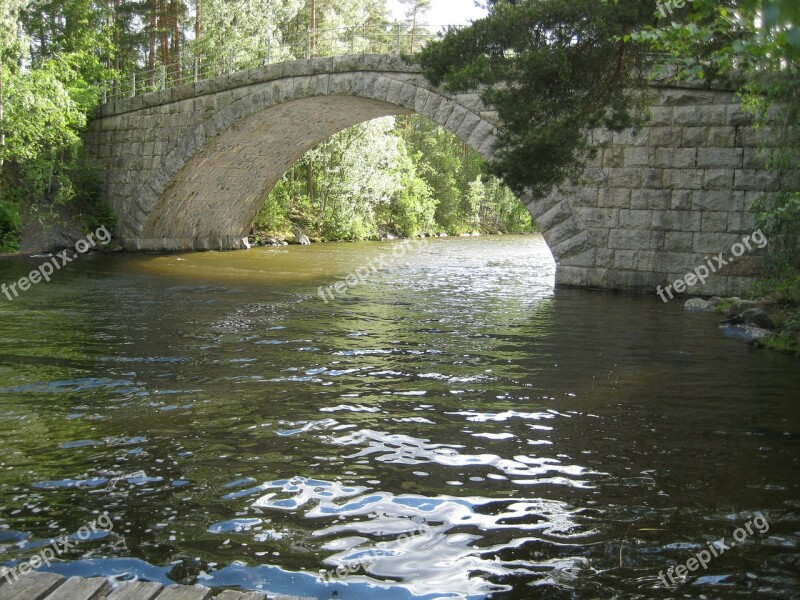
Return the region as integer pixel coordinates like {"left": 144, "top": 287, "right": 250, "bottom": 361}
{"left": 416, "top": 0, "right": 656, "bottom": 196}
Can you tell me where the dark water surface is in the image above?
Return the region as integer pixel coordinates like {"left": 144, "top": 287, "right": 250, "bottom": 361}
{"left": 0, "top": 235, "right": 797, "bottom": 599}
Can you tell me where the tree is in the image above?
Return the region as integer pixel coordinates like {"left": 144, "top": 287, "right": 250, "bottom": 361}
{"left": 399, "top": 0, "right": 431, "bottom": 53}
{"left": 1, "top": 0, "right": 114, "bottom": 251}
{"left": 416, "top": 0, "right": 655, "bottom": 197}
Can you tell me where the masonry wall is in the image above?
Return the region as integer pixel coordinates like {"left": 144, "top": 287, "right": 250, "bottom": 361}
{"left": 531, "top": 85, "right": 779, "bottom": 296}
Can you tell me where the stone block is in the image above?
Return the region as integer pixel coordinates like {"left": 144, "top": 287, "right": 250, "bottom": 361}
{"left": 444, "top": 104, "right": 468, "bottom": 134}
{"left": 597, "top": 188, "right": 631, "bottom": 208}
{"left": 602, "top": 147, "right": 625, "bottom": 168}
{"left": 734, "top": 169, "right": 780, "bottom": 191}
{"left": 680, "top": 127, "right": 708, "bottom": 147}
{"left": 455, "top": 112, "right": 482, "bottom": 143}
{"left": 664, "top": 169, "right": 704, "bottom": 190}
{"left": 651, "top": 209, "right": 701, "bottom": 231}
{"left": 696, "top": 148, "right": 743, "bottom": 169}
{"left": 637, "top": 249, "right": 657, "bottom": 270}
{"left": 606, "top": 269, "right": 662, "bottom": 292}
{"left": 556, "top": 266, "right": 589, "bottom": 287}
{"left": 670, "top": 190, "right": 693, "bottom": 210}
{"left": 742, "top": 148, "right": 767, "bottom": 170}
{"left": 549, "top": 229, "right": 593, "bottom": 259}
{"left": 701, "top": 211, "right": 729, "bottom": 232}
{"left": 613, "top": 249, "right": 638, "bottom": 269}
{"left": 608, "top": 168, "right": 642, "bottom": 188}
{"left": 612, "top": 129, "right": 649, "bottom": 145}
{"left": 654, "top": 251, "right": 701, "bottom": 273}
{"left": 631, "top": 189, "right": 671, "bottom": 210}
{"left": 692, "top": 232, "right": 741, "bottom": 254}
{"left": 619, "top": 209, "right": 653, "bottom": 229}
{"left": 655, "top": 148, "right": 697, "bottom": 168}
{"left": 674, "top": 105, "right": 727, "bottom": 126}
{"left": 592, "top": 129, "right": 613, "bottom": 144}
{"left": 692, "top": 190, "right": 744, "bottom": 211}
{"left": 646, "top": 106, "right": 673, "bottom": 126}
{"left": 727, "top": 104, "right": 755, "bottom": 126}
{"left": 736, "top": 126, "right": 773, "bottom": 148}
{"left": 573, "top": 207, "right": 619, "bottom": 227}
{"left": 663, "top": 231, "right": 694, "bottom": 252}
{"left": 624, "top": 147, "right": 655, "bottom": 167}
{"left": 608, "top": 228, "right": 660, "bottom": 250}
{"left": 703, "top": 169, "right": 735, "bottom": 190}
{"left": 727, "top": 211, "right": 757, "bottom": 233}
{"left": 648, "top": 126, "right": 682, "bottom": 147}
{"left": 706, "top": 126, "right": 736, "bottom": 147}
{"left": 384, "top": 78, "right": 406, "bottom": 104}
{"left": 660, "top": 90, "right": 715, "bottom": 106}
{"left": 538, "top": 201, "right": 575, "bottom": 230}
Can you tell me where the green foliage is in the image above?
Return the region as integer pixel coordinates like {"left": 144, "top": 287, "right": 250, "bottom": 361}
{"left": 0, "top": 199, "right": 21, "bottom": 252}
{"left": 256, "top": 115, "right": 532, "bottom": 240}
{"left": 416, "top": 0, "right": 654, "bottom": 196}
{"left": 749, "top": 274, "right": 800, "bottom": 305}
{"left": 1, "top": 0, "right": 114, "bottom": 248}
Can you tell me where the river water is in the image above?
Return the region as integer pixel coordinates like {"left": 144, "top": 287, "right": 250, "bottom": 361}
{"left": 0, "top": 235, "right": 797, "bottom": 599}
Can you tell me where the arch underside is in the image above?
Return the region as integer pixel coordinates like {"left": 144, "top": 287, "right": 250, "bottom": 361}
{"left": 139, "top": 96, "right": 409, "bottom": 248}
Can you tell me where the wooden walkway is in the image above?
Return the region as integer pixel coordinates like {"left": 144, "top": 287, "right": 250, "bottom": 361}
{"left": 0, "top": 568, "right": 316, "bottom": 600}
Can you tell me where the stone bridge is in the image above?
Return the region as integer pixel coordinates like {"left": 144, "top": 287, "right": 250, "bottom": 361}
{"left": 85, "top": 54, "right": 778, "bottom": 295}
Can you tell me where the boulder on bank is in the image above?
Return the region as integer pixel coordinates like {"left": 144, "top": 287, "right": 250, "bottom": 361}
{"left": 741, "top": 308, "right": 775, "bottom": 330}
{"left": 720, "top": 324, "right": 775, "bottom": 345}
{"left": 292, "top": 227, "right": 311, "bottom": 245}
{"left": 721, "top": 307, "right": 775, "bottom": 330}
{"left": 684, "top": 298, "right": 716, "bottom": 313}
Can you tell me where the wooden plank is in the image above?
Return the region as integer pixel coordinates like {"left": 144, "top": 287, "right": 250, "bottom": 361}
{"left": 105, "top": 581, "right": 163, "bottom": 600}
{"left": 0, "top": 571, "right": 65, "bottom": 600}
{"left": 44, "top": 577, "right": 110, "bottom": 600}
{"left": 155, "top": 584, "right": 212, "bottom": 600}
{"left": 0, "top": 568, "right": 10, "bottom": 588}
{"left": 214, "top": 592, "right": 266, "bottom": 600}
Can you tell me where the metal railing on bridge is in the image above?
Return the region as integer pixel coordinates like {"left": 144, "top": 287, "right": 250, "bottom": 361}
{"left": 100, "top": 24, "right": 459, "bottom": 104}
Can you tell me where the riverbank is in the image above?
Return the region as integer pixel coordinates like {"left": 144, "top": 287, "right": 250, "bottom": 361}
{"left": 247, "top": 226, "right": 536, "bottom": 247}
{"left": 684, "top": 285, "right": 800, "bottom": 356}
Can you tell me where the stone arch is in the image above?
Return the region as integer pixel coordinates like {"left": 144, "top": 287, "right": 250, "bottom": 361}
{"left": 86, "top": 56, "right": 589, "bottom": 264}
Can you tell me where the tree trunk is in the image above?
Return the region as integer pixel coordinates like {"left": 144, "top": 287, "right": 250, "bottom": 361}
{"left": 148, "top": 0, "right": 158, "bottom": 71}
{"left": 306, "top": 161, "right": 314, "bottom": 204}
{"left": 159, "top": 0, "right": 170, "bottom": 78}
{"left": 171, "top": 0, "right": 181, "bottom": 80}
{"left": 310, "top": 0, "right": 316, "bottom": 53}
{"left": 195, "top": 0, "right": 202, "bottom": 40}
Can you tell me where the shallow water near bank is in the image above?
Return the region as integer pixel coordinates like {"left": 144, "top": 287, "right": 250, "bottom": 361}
{"left": 0, "top": 235, "right": 798, "bottom": 599}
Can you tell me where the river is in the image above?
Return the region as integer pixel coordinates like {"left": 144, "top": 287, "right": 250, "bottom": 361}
{"left": 0, "top": 235, "right": 798, "bottom": 599}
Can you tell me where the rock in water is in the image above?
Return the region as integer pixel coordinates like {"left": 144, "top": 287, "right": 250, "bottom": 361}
{"left": 720, "top": 324, "right": 775, "bottom": 344}
{"left": 684, "top": 298, "right": 715, "bottom": 312}
{"left": 292, "top": 228, "right": 311, "bottom": 245}
{"left": 741, "top": 308, "right": 775, "bottom": 330}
